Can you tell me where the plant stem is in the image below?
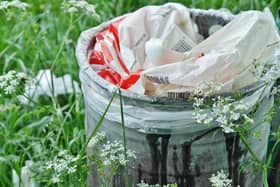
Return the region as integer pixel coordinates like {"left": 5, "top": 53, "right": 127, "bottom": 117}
{"left": 262, "top": 165, "right": 269, "bottom": 187}
{"left": 118, "top": 88, "right": 130, "bottom": 187}
{"left": 267, "top": 140, "right": 279, "bottom": 166}
{"left": 79, "top": 89, "right": 117, "bottom": 155}
{"left": 239, "top": 132, "right": 270, "bottom": 186}
{"left": 239, "top": 132, "right": 262, "bottom": 165}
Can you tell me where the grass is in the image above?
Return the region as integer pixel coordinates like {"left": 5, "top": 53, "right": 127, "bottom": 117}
{"left": 0, "top": 0, "right": 279, "bottom": 186}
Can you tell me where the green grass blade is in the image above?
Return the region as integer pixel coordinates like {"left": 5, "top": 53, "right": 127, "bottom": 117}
{"left": 118, "top": 88, "right": 130, "bottom": 187}
{"left": 79, "top": 89, "right": 117, "bottom": 155}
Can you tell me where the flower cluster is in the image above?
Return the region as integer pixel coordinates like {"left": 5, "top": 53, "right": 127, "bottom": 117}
{"left": 100, "top": 140, "right": 136, "bottom": 166}
{"left": 0, "top": 0, "right": 29, "bottom": 10}
{"left": 62, "top": 0, "right": 99, "bottom": 17}
{"left": 88, "top": 131, "right": 106, "bottom": 147}
{"left": 192, "top": 81, "right": 222, "bottom": 97}
{"left": 193, "top": 96, "right": 253, "bottom": 133}
{"left": 249, "top": 51, "right": 280, "bottom": 83}
{"left": 0, "top": 70, "right": 27, "bottom": 96}
{"left": 262, "top": 63, "right": 280, "bottom": 83}
{"left": 43, "top": 150, "right": 80, "bottom": 184}
{"left": 88, "top": 132, "right": 137, "bottom": 186}
{"left": 137, "top": 181, "right": 177, "bottom": 187}
{"left": 209, "top": 170, "right": 232, "bottom": 187}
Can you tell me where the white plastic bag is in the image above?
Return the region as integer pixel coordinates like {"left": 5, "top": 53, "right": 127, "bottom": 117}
{"left": 142, "top": 8, "right": 280, "bottom": 97}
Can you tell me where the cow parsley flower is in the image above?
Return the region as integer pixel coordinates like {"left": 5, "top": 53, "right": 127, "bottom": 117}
{"left": 137, "top": 181, "right": 177, "bottom": 187}
{"left": 5, "top": 85, "right": 15, "bottom": 94}
{"left": 16, "top": 95, "right": 29, "bottom": 105}
{"left": 137, "top": 181, "right": 161, "bottom": 187}
{"left": 0, "top": 70, "right": 28, "bottom": 96}
{"left": 67, "top": 166, "right": 77, "bottom": 174}
{"left": 51, "top": 174, "right": 60, "bottom": 184}
{"left": 62, "top": 0, "right": 99, "bottom": 18}
{"left": 100, "top": 140, "right": 136, "bottom": 166}
{"left": 209, "top": 170, "right": 232, "bottom": 187}
{"left": 249, "top": 47, "right": 280, "bottom": 83}
{"left": 193, "top": 81, "right": 222, "bottom": 97}
{"left": 43, "top": 150, "right": 79, "bottom": 184}
{"left": 193, "top": 97, "right": 204, "bottom": 107}
{"left": 193, "top": 96, "right": 252, "bottom": 133}
{"left": 67, "top": 6, "right": 78, "bottom": 13}
{"left": 0, "top": 0, "right": 29, "bottom": 10}
{"left": 88, "top": 131, "right": 106, "bottom": 147}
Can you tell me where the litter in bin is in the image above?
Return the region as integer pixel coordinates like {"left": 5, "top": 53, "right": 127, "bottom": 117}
{"left": 88, "top": 3, "right": 279, "bottom": 98}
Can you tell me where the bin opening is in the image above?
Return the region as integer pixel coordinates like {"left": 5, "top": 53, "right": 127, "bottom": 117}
{"left": 87, "top": 3, "right": 279, "bottom": 98}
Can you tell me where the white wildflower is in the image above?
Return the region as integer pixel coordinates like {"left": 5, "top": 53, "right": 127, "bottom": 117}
{"left": 85, "top": 4, "right": 96, "bottom": 14}
{"left": 100, "top": 140, "right": 136, "bottom": 166}
{"left": 58, "top": 150, "right": 68, "bottom": 157}
{"left": 43, "top": 150, "right": 79, "bottom": 183}
{"left": 137, "top": 181, "right": 177, "bottom": 187}
{"left": 88, "top": 131, "right": 106, "bottom": 147}
{"left": 62, "top": 0, "right": 99, "bottom": 17}
{"left": 67, "top": 166, "right": 77, "bottom": 174}
{"left": 193, "top": 81, "right": 222, "bottom": 97}
{"left": 235, "top": 102, "right": 249, "bottom": 111}
{"left": 0, "top": 0, "right": 29, "bottom": 10}
{"left": 209, "top": 170, "right": 232, "bottom": 187}
{"left": 137, "top": 180, "right": 161, "bottom": 187}
{"left": 5, "top": 71, "right": 15, "bottom": 80}
{"left": 229, "top": 112, "right": 240, "bottom": 121}
{"left": 0, "top": 1, "right": 8, "bottom": 9}
{"left": 250, "top": 60, "right": 280, "bottom": 83}
{"left": 17, "top": 72, "right": 27, "bottom": 79}
{"left": 193, "top": 95, "right": 251, "bottom": 133}
{"left": 216, "top": 115, "right": 227, "bottom": 125}
{"left": 71, "top": 0, "right": 87, "bottom": 8}
{"left": 220, "top": 123, "right": 235, "bottom": 133}
{"left": 193, "top": 110, "right": 208, "bottom": 124}
{"left": 0, "top": 70, "right": 28, "bottom": 96}
{"left": 10, "top": 79, "right": 19, "bottom": 86}
{"left": 222, "top": 105, "right": 230, "bottom": 113}
{"left": 193, "top": 97, "right": 204, "bottom": 107}
{"left": 203, "top": 116, "right": 214, "bottom": 124}
{"left": 0, "top": 80, "right": 7, "bottom": 89}
{"left": 5, "top": 85, "right": 16, "bottom": 94}
{"left": 9, "top": 0, "right": 29, "bottom": 9}
{"left": 46, "top": 161, "right": 53, "bottom": 170}
{"left": 0, "top": 75, "right": 5, "bottom": 82}
{"left": 51, "top": 174, "right": 60, "bottom": 183}
{"left": 67, "top": 6, "right": 78, "bottom": 13}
